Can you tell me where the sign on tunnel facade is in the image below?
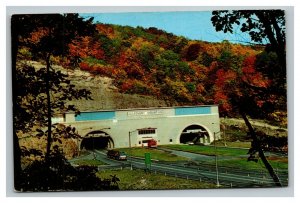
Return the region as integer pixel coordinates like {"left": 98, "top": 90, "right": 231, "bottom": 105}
{"left": 58, "top": 105, "right": 220, "bottom": 149}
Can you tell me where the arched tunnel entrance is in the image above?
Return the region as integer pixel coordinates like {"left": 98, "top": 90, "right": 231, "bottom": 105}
{"left": 81, "top": 131, "right": 114, "bottom": 150}
{"left": 180, "top": 125, "right": 210, "bottom": 145}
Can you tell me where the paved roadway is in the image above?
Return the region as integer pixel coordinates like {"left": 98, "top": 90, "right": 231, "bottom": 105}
{"left": 70, "top": 149, "right": 288, "bottom": 188}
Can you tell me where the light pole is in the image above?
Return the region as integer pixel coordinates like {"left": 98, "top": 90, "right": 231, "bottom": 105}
{"left": 128, "top": 129, "right": 138, "bottom": 170}
{"left": 214, "top": 131, "right": 221, "bottom": 187}
{"left": 128, "top": 131, "right": 132, "bottom": 148}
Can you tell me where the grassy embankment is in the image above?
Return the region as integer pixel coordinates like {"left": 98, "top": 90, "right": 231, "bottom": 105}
{"left": 214, "top": 141, "right": 252, "bottom": 148}
{"left": 97, "top": 168, "right": 216, "bottom": 190}
{"left": 161, "top": 144, "right": 249, "bottom": 156}
{"left": 119, "top": 147, "right": 189, "bottom": 162}
{"left": 160, "top": 144, "right": 288, "bottom": 171}
{"left": 116, "top": 144, "right": 287, "bottom": 171}
{"left": 216, "top": 157, "right": 288, "bottom": 171}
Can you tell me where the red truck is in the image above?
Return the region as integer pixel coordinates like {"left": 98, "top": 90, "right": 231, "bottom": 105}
{"left": 147, "top": 139, "right": 157, "bottom": 148}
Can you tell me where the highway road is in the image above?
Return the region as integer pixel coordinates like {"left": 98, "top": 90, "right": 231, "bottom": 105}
{"left": 71, "top": 149, "right": 288, "bottom": 188}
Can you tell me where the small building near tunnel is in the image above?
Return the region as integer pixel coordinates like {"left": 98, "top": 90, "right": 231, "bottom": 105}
{"left": 55, "top": 105, "right": 220, "bottom": 150}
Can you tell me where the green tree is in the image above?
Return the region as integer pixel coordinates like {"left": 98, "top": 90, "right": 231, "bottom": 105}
{"left": 137, "top": 44, "right": 159, "bottom": 71}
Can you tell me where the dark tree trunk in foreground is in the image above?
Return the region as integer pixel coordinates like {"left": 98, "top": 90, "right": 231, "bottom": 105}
{"left": 13, "top": 131, "right": 22, "bottom": 190}
{"left": 240, "top": 110, "right": 282, "bottom": 187}
{"left": 11, "top": 23, "right": 22, "bottom": 190}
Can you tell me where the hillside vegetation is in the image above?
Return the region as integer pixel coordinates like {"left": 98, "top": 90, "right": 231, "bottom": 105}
{"left": 19, "top": 23, "right": 286, "bottom": 126}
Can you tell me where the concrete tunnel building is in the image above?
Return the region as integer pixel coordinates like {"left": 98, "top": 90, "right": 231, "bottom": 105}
{"left": 54, "top": 105, "right": 221, "bottom": 150}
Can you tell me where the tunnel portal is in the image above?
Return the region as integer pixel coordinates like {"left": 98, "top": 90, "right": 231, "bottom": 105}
{"left": 180, "top": 124, "right": 210, "bottom": 144}
{"left": 80, "top": 130, "right": 114, "bottom": 150}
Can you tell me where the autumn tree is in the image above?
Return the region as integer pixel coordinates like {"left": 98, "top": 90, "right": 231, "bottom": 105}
{"left": 211, "top": 10, "right": 286, "bottom": 186}
{"left": 212, "top": 52, "right": 283, "bottom": 186}
{"left": 68, "top": 36, "right": 105, "bottom": 67}
{"left": 185, "top": 43, "right": 201, "bottom": 61}
{"left": 12, "top": 14, "right": 96, "bottom": 190}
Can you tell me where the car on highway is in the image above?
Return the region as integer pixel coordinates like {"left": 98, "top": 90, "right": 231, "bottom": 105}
{"left": 107, "top": 150, "right": 127, "bottom": 161}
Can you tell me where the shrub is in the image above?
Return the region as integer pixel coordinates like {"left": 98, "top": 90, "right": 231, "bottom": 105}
{"left": 18, "top": 148, "right": 119, "bottom": 191}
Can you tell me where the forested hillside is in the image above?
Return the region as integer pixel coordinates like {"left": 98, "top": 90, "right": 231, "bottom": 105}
{"left": 18, "top": 22, "right": 286, "bottom": 126}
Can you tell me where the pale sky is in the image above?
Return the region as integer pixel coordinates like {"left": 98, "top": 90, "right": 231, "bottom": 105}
{"left": 80, "top": 11, "right": 253, "bottom": 44}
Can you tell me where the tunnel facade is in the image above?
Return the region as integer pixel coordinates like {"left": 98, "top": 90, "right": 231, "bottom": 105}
{"left": 55, "top": 105, "right": 220, "bottom": 149}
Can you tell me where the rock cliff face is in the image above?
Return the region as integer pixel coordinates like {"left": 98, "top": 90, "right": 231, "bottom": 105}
{"left": 66, "top": 68, "right": 168, "bottom": 111}
{"left": 26, "top": 60, "right": 168, "bottom": 112}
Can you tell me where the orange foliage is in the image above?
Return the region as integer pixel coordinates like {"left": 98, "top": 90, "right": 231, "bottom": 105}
{"left": 188, "top": 62, "right": 207, "bottom": 80}
{"left": 196, "top": 84, "right": 205, "bottom": 94}
{"left": 117, "top": 49, "right": 145, "bottom": 78}
{"left": 131, "top": 37, "right": 151, "bottom": 49}
{"left": 231, "top": 44, "right": 261, "bottom": 56}
{"left": 96, "top": 24, "right": 115, "bottom": 38}
{"left": 213, "top": 91, "right": 232, "bottom": 112}
{"left": 27, "top": 27, "right": 50, "bottom": 44}
{"left": 68, "top": 36, "right": 104, "bottom": 60}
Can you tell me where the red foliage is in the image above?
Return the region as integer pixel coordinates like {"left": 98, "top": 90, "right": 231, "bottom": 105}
{"left": 256, "top": 100, "right": 264, "bottom": 108}
{"left": 210, "top": 54, "right": 273, "bottom": 115}
{"left": 68, "top": 36, "right": 105, "bottom": 62}
{"left": 214, "top": 91, "right": 232, "bottom": 112}
{"left": 120, "top": 80, "right": 134, "bottom": 92}
{"left": 215, "top": 69, "right": 237, "bottom": 87}
{"left": 117, "top": 53, "right": 125, "bottom": 67}
{"left": 242, "top": 56, "right": 271, "bottom": 88}
{"left": 79, "top": 62, "right": 90, "bottom": 71}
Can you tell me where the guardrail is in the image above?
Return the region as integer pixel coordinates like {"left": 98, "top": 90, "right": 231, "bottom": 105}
{"left": 118, "top": 157, "right": 287, "bottom": 187}
{"left": 90, "top": 150, "right": 288, "bottom": 188}
{"left": 183, "top": 162, "right": 288, "bottom": 181}
{"left": 127, "top": 163, "right": 281, "bottom": 188}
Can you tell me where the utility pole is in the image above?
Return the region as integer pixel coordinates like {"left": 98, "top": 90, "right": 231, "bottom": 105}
{"left": 128, "top": 129, "right": 137, "bottom": 170}
{"left": 214, "top": 132, "right": 220, "bottom": 187}
{"left": 128, "top": 131, "right": 132, "bottom": 148}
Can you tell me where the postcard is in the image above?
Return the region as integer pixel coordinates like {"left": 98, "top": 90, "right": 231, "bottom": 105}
{"left": 12, "top": 10, "right": 288, "bottom": 192}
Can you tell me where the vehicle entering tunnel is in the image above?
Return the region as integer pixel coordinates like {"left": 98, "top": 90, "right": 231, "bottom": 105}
{"left": 80, "top": 131, "right": 114, "bottom": 150}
